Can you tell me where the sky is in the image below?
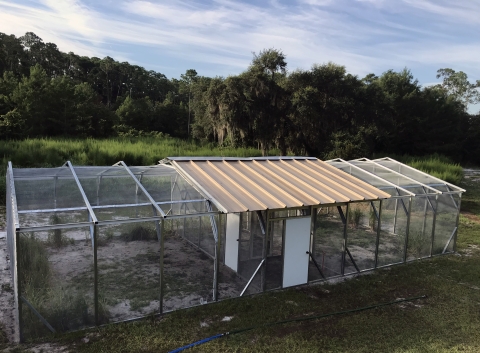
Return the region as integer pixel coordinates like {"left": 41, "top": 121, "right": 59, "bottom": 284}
{"left": 0, "top": 0, "right": 479, "bottom": 111}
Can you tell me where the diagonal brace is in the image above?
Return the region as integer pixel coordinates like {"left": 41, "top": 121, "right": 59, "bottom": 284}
{"left": 117, "top": 161, "right": 166, "bottom": 217}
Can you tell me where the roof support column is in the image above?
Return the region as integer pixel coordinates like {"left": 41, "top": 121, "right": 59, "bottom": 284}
{"left": 403, "top": 197, "right": 413, "bottom": 263}
{"left": 430, "top": 195, "right": 438, "bottom": 257}
{"left": 374, "top": 200, "right": 382, "bottom": 269}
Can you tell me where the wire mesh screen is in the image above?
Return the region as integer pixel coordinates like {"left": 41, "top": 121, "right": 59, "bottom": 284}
{"left": 433, "top": 194, "right": 460, "bottom": 254}
{"left": 344, "top": 201, "right": 379, "bottom": 273}
{"left": 236, "top": 212, "right": 265, "bottom": 295}
{"left": 407, "top": 195, "right": 436, "bottom": 260}
{"left": 97, "top": 222, "right": 160, "bottom": 323}
{"left": 18, "top": 227, "right": 94, "bottom": 341}
{"left": 310, "top": 206, "right": 346, "bottom": 280}
{"left": 265, "top": 219, "right": 284, "bottom": 290}
{"left": 377, "top": 197, "right": 408, "bottom": 267}
{"left": 162, "top": 219, "right": 215, "bottom": 311}
{"left": 12, "top": 168, "right": 85, "bottom": 212}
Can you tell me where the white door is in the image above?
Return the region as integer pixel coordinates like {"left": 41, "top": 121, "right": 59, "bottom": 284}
{"left": 283, "top": 217, "right": 311, "bottom": 288}
{"left": 225, "top": 213, "right": 240, "bottom": 272}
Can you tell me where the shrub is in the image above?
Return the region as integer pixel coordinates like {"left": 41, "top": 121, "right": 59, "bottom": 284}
{"left": 122, "top": 224, "right": 157, "bottom": 242}
{"left": 348, "top": 208, "right": 363, "bottom": 228}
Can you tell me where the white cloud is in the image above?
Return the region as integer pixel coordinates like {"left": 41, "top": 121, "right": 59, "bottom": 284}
{"left": 0, "top": 0, "right": 478, "bottom": 83}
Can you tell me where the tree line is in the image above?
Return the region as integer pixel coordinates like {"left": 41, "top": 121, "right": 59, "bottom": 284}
{"left": 1, "top": 32, "right": 479, "bottom": 162}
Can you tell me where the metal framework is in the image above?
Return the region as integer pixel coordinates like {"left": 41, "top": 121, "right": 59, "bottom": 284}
{"left": 5, "top": 157, "right": 464, "bottom": 342}
{"left": 6, "top": 160, "right": 220, "bottom": 342}
{"left": 326, "top": 157, "right": 463, "bottom": 261}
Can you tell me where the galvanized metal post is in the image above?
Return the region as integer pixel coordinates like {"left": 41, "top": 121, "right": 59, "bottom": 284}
{"left": 198, "top": 216, "right": 201, "bottom": 246}
{"left": 159, "top": 220, "right": 165, "bottom": 315}
{"left": 421, "top": 196, "right": 428, "bottom": 237}
{"left": 261, "top": 210, "right": 270, "bottom": 292}
{"left": 153, "top": 206, "right": 162, "bottom": 242}
{"left": 341, "top": 204, "right": 349, "bottom": 276}
{"left": 309, "top": 206, "right": 316, "bottom": 277}
{"left": 403, "top": 197, "right": 413, "bottom": 262}
{"left": 16, "top": 230, "right": 23, "bottom": 342}
{"left": 430, "top": 195, "right": 438, "bottom": 257}
{"left": 93, "top": 224, "right": 99, "bottom": 325}
{"left": 374, "top": 200, "right": 382, "bottom": 268}
{"left": 213, "top": 227, "right": 219, "bottom": 301}
{"left": 53, "top": 176, "right": 57, "bottom": 209}
{"left": 453, "top": 196, "right": 462, "bottom": 253}
{"left": 393, "top": 198, "right": 398, "bottom": 234}
{"left": 96, "top": 176, "right": 101, "bottom": 206}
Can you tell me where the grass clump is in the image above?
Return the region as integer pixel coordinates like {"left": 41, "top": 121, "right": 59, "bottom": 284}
{"left": 348, "top": 207, "right": 363, "bottom": 228}
{"left": 18, "top": 233, "right": 97, "bottom": 340}
{"left": 122, "top": 225, "right": 157, "bottom": 242}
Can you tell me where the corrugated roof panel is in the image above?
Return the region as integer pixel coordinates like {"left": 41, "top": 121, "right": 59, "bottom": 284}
{"left": 252, "top": 160, "right": 339, "bottom": 204}
{"left": 170, "top": 157, "right": 391, "bottom": 213}
{"left": 210, "top": 161, "right": 286, "bottom": 209}
{"left": 233, "top": 161, "right": 304, "bottom": 208}
{"left": 279, "top": 160, "right": 360, "bottom": 202}
{"left": 246, "top": 160, "right": 322, "bottom": 205}
{"left": 177, "top": 161, "right": 247, "bottom": 213}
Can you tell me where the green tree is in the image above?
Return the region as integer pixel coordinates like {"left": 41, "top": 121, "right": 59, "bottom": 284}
{"left": 179, "top": 69, "right": 198, "bottom": 137}
{"left": 436, "top": 68, "right": 480, "bottom": 107}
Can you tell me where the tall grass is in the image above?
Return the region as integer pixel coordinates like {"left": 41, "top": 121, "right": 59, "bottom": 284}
{"left": 0, "top": 137, "right": 275, "bottom": 204}
{"left": 1, "top": 139, "right": 465, "bottom": 206}
{"left": 373, "top": 153, "right": 464, "bottom": 185}
{"left": 0, "top": 137, "right": 271, "bottom": 168}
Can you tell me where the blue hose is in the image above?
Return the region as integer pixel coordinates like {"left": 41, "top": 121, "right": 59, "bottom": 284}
{"left": 168, "top": 295, "right": 427, "bottom": 352}
{"left": 168, "top": 333, "right": 224, "bottom": 353}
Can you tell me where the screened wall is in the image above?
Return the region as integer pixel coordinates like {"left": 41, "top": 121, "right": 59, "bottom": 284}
{"left": 326, "top": 158, "right": 464, "bottom": 261}
{"left": 6, "top": 157, "right": 464, "bottom": 342}
{"left": 6, "top": 161, "right": 220, "bottom": 342}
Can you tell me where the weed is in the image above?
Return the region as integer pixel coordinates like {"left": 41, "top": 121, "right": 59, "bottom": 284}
{"left": 1, "top": 283, "right": 12, "bottom": 293}
{"left": 348, "top": 208, "right": 363, "bottom": 228}
{"left": 122, "top": 225, "right": 157, "bottom": 242}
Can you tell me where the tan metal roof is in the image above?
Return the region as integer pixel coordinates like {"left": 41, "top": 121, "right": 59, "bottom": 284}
{"left": 169, "top": 157, "right": 391, "bottom": 213}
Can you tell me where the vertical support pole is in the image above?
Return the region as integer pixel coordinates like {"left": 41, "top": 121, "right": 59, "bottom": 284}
{"left": 159, "top": 219, "right": 165, "bottom": 315}
{"left": 213, "top": 222, "right": 220, "bottom": 302}
{"left": 96, "top": 176, "right": 101, "bottom": 206}
{"left": 15, "top": 230, "right": 23, "bottom": 343}
{"left": 374, "top": 200, "right": 382, "bottom": 268}
{"left": 93, "top": 224, "right": 99, "bottom": 326}
{"left": 421, "top": 196, "right": 428, "bottom": 237}
{"left": 183, "top": 202, "right": 186, "bottom": 238}
{"left": 308, "top": 206, "right": 315, "bottom": 283}
{"left": 198, "top": 216, "right": 201, "bottom": 246}
{"left": 88, "top": 214, "right": 94, "bottom": 248}
{"left": 53, "top": 176, "right": 58, "bottom": 209}
{"left": 430, "top": 195, "right": 438, "bottom": 257}
{"left": 261, "top": 211, "right": 270, "bottom": 292}
{"left": 341, "top": 204, "right": 349, "bottom": 276}
{"left": 135, "top": 174, "right": 143, "bottom": 218}
{"left": 453, "top": 196, "right": 462, "bottom": 253}
{"left": 393, "top": 198, "right": 398, "bottom": 234}
{"left": 403, "top": 197, "right": 413, "bottom": 263}
{"left": 152, "top": 206, "right": 162, "bottom": 242}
